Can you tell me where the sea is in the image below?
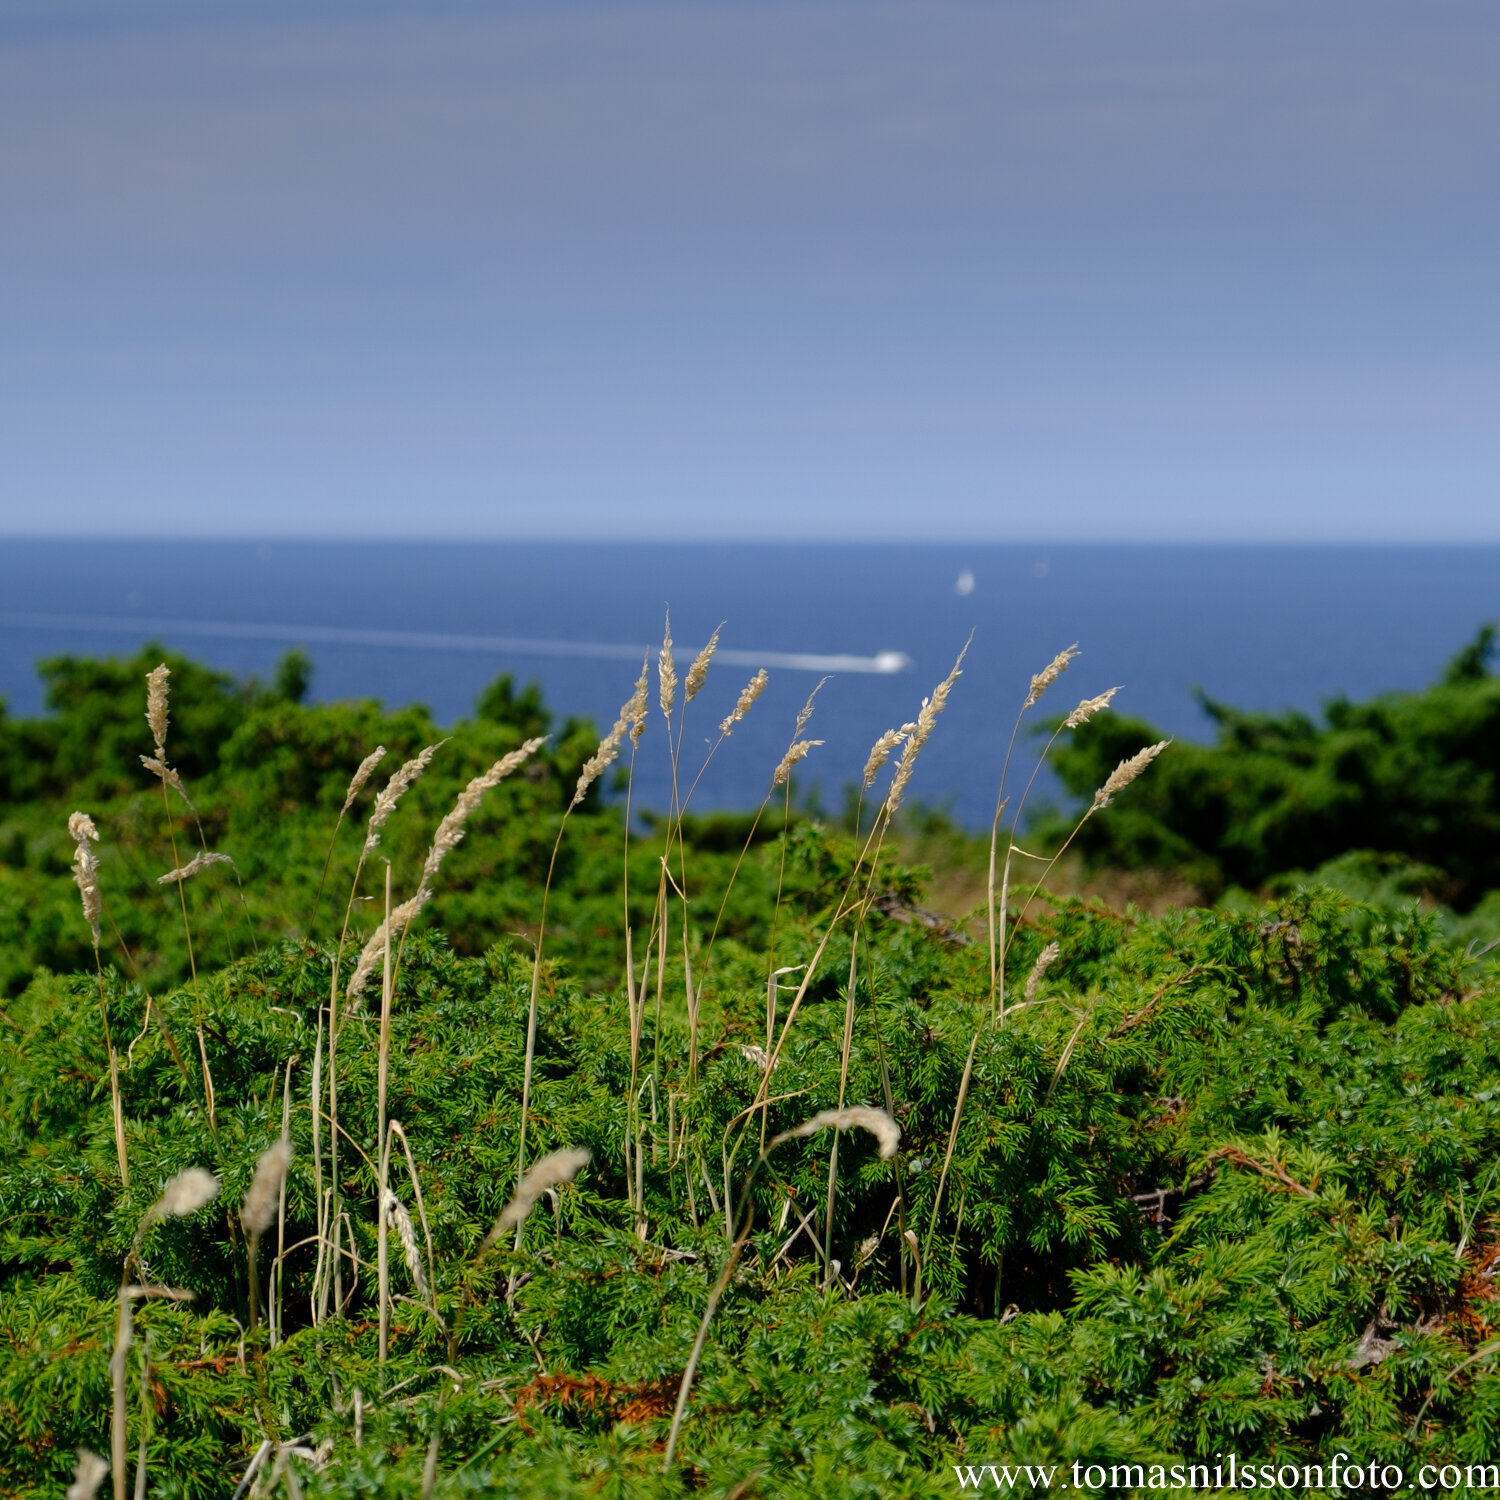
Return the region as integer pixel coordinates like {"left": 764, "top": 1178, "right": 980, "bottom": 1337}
{"left": 1, "top": 540, "right": 1495, "bottom": 829}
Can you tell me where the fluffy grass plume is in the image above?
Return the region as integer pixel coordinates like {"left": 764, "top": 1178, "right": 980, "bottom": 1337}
{"left": 1024, "top": 942, "right": 1061, "bottom": 1004}
{"left": 886, "top": 644, "right": 968, "bottom": 814}
{"left": 685, "top": 623, "right": 723, "bottom": 702}
{"left": 861, "top": 723, "right": 913, "bottom": 789}
{"left": 719, "top": 668, "right": 768, "bottom": 737}
{"left": 628, "top": 654, "right": 650, "bottom": 747}
{"left": 776, "top": 1106, "right": 901, "bottom": 1161}
{"left": 1092, "top": 740, "right": 1171, "bottom": 812}
{"left": 241, "top": 1140, "right": 292, "bottom": 1238}
{"left": 145, "top": 663, "right": 170, "bottom": 758}
{"left": 658, "top": 614, "right": 677, "bottom": 721}
{"left": 381, "top": 1189, "right": 428, "bottom": 1300}
{"left": 66, "top": 1449, "right": 108, "bottom": 1500}
{"left": 347, "top": 891, "right": 428, "bottom": 1001}
{"left": 363, "top": 742, "right": 445, "bottom": 855}
{"left": 1023, "top": 643, "right": 1079, "bottom": 711}
{"left": 573, "top": 692, "right": 635, "bottom": 809}
{"left": 341, "top": 745, "right": 388, "bottom": 814}
{"left": 773, "top": 739, "right": 823, "bottom": 788}
{"left": 493, "top": 1147, "right": 591, "bottom": 1234}
{"left": 424, "top": 737, "right": 547, "bottom": 881}
{"left": 1064, "top": 687, "right": 1121, "bottom": 729}
{"left": 143, "top": 1168, "right": 220, "bottom": 1227}
{"left": 68, "top": 812, "right": 102, "bottom": 947}
{"left": 156, "top": 852, "right": 235, "bottom": 885}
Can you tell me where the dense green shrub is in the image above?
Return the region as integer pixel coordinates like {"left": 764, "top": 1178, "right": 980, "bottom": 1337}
{"left": 4, "top": 644, "right": 1500, "bottom": 1496}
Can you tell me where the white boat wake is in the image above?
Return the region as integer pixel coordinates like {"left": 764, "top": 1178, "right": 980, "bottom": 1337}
{"left": 0, "top": 612, "right": 912, "bottom": 676}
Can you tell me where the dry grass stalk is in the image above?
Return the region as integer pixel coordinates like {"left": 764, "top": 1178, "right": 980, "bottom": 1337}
{"left": 685, "top": 623, "right": 723, "bottom": 702}
{"left": 1064, "top": 687, "right": 1121, "bottom": 729}
{"left": 143, "top": 1167, "right": 219, "bottom": 1226}
{"left": 718, "top": 668, "right": 768, "bottom": 737}
{"left": 66, "top": 1449, "right": 108, "bottom": 1500}
{"left": 667, "top": 1099, "right": 900, "bottom": 1468}
{"left": 69, "top": 812, "right": 102, "bottom": 947}
{"left": 144, "top": 664, "right": 170, "bottom": 758}
{"left": 363, "top": 741, "right": 445, "bottom": 855}
{"left": 341, "top": 745, "right": 388, "bottom": 814}
{"left": 156, "top": 852, "right": 235, "bottom": 885}
{"left": 772, "top": 739, "right": 823, "bottom": 788}
{"left": 241, "top": 1140, "right": 292, "bottom": 1238}
{"left": 382, "top": 1189, "right": 429, "bottom": 1300}
{"left": 138, "top": 757, "right": 193, "bottom": 808}
{"left": 775, "top": 1106, "right": 901, "bottom": 1161}
{"left": 1023, "top": 644, "right": 1079, "bottom": 710}
{"left": 1024, "top": 942, "right": 1061, "bottom": 1005}
{"left": 110, "top": 1293, "right": 130, "bottom": 1500}
{"left": 886, "top": 643, "right": 968, "bottom": 814}
{"left": 1091, "top": 740, "right": 1171, "bottom": 812}
{"left": 658, "top": 613, "right": 677, "bottom": 720}
{"left": 424, "top": 736, "right": 547, "bottom": 882}
{"left": 493, "top": 1147, "right": 591, "bottom": 1236}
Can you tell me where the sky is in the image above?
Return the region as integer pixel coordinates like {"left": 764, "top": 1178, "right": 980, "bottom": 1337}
{"left": 1, "top": 0, "right": 1497, "bottom": 541}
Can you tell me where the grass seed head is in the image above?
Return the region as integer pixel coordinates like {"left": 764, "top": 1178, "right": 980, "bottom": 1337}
{"left": 628, "top": 654, "right": 651, "bottom": 747}
{"left": 719, "top": 668, "right": 768, "bottom": 737}
{"left": 794, "top": 677, "right": 829, "bottom": 736}
{"left": 496, "top": 1147, "right": 591, "bottom": 1233}
{"left": 886, "top": 643, "right": 967, "bottom": 814}
{"left": 364, "top": 741, "right": 445, "bottom": 855}
{"left": 1024, "top": 644, "right": 1079, "bottom": 711}
{"left": 658, "top": 613, "right": 677, "bottom": 720}
{"left": 240, "top": 1139, "right": 292, "bottom": 1238}
{"left": 1064, "top": 687, "right": 1121, "bottom": 730}
{"left": 66, "top": 1449, "right": 108, "bottom": 1500}
{"left": 145, "top": 1167, "right": 220, "bottom": 1226}
{"left": 382, "top": 1189, "right": 428, "bottom": 1300}
{"left": 341, "top": 745, "right": 388, "bottom": 814}
{"left": 574, "top": 690, "right": 636, "bottom": 808}
{"left": 157, "top": 851, "right": 235, "bottom": 886}
{"left": 773, "top": 739, "right": 823, "bottom": 788}
{"left": 861, "top": 724, "right": 912, "bottom": 788}
{"left": 685, "top": 623, "right": 722, "bottom": 702}
{"left": 781, "top": 1106, "right": 901, "bottom": 1161}
{"left": 347, "top": 891, "right": 429, "bottom": 1001}
{"left": 67, "top": 812, "right": 102, "bottom": 948}
{"left": 145, "top": 663, "right": 170, "bottom": 758}
{"left": 1091, "top": 739, "right": 1170, "bottom": 813}
{"left": 1024, "top": 941, "right": 1061, "bottom": 1005}
{"left": 425, "top": 737, "right": 547, "bottom": 879}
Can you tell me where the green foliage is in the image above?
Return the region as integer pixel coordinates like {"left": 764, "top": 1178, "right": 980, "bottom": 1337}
{"left": 4, "top": 647, "right": 1500, "bottom": 1494}
{"left": 1, "top": 885, "right": 1498, "bottom": 1492}
{"left": 1040, "top": 626, "right": 1500, "bottom": 907}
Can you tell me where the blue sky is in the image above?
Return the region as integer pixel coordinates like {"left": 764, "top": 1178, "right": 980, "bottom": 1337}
{"left": 2, "top": 0, "right": 1497, "bottom": 540}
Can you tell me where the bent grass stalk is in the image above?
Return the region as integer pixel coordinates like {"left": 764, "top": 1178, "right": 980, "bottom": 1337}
{"left": 664, "top": 1109, "right": 898, "bottom": 1469}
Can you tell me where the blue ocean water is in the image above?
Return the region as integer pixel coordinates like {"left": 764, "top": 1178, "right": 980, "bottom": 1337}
{"left": 1, "top": 540, "right": 1495, "bottom": 829}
